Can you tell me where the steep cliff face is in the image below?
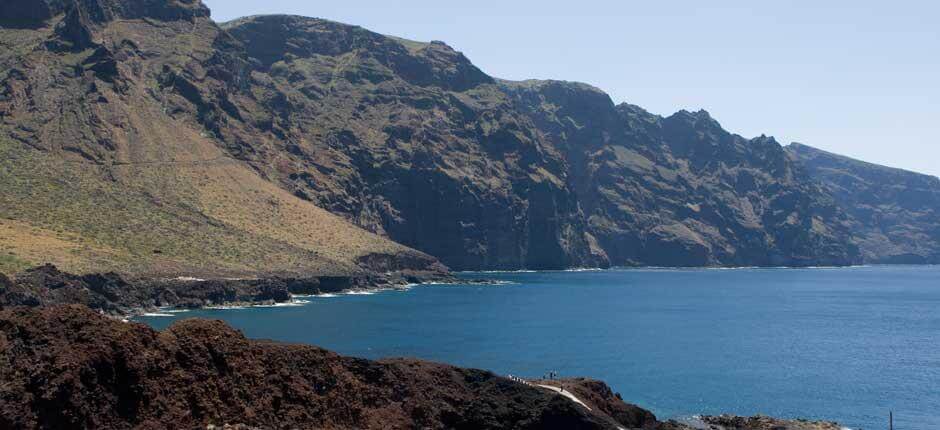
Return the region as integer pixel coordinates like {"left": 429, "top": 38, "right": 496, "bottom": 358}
{"left": 1, "top": 1, "right": 934, "bottom": 272}
{"left": 216, "top": 15, "right": 605, "bottom": 270}
{"left": 503, "top": 83, "right": 860, "bottom": 267}
{"left": 216, "top": 15, "right": 863, "bottom": 269}
{"left": 788, "top": 143, "right": 940, "bottom": 264}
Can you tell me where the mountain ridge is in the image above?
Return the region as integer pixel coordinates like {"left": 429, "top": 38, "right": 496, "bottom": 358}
{"left": 788, "top": 142, "right": 940, "bottom": 264}
{"left": 0, "top": 1, "right": 445, "bottom": 277}
{"left": 1, "top": 0, "right": 938, "bottom": 274}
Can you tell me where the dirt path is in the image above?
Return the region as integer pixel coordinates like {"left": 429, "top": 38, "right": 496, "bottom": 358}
{"left": 535, "top": 384, "right": 593, "bottom": 411}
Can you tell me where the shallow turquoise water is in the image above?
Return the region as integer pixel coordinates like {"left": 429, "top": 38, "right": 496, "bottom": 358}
{"left": 138, "top": 266, "right": 940, "bottom": 429}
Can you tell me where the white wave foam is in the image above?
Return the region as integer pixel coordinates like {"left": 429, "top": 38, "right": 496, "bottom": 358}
{"left": 141, "top": 312, "right": 174, "bottom": 317}
{"left": 253, "top": 301, "right": 308, "bottom": 308}
{"left": 345, "top": 290, "right": 375, "bottom": 295}
{"left": 206, "top": 305, "right": 248, "bottom": 310}
{"left": 483, "top": 280, "right": 517, "bottom": 286}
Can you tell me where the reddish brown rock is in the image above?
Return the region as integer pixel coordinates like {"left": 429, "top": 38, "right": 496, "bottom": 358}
{"left": 0, "top": 305, "right": 654, "bottom": 430}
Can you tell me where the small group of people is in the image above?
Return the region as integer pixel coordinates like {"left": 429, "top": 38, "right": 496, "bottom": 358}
{"left": 545, "top": 370, "right": 559, "bottom": 380}
{"left": 507, "top": 374, "right": 530, "bottom": 386}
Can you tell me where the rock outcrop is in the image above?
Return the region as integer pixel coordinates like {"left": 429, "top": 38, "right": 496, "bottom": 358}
{"left": 0, "top": 305, "right": 654, "bottom": 429}
{"left": 696, "top": 415, "right": 844, "bottom": 430}
{"left": 0, "top": 264, "right": 449, "bottom": 316}
{"left": 538, "top": 378, "right": 660, "bottom": 429}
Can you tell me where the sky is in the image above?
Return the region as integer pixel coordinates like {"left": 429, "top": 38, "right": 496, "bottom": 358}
{"left": 204, "top": 0, "right": 940, "bottom": 177}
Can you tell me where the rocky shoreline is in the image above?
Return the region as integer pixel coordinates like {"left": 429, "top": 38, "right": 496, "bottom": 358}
{"left": 0, "top": 264, "right": 452, "bottom": 318}
{"left": 0, "top": 266, "right": 850, "bottom": 430}
{"left": 0, "top": 305, "right": 847, "bottom": 430}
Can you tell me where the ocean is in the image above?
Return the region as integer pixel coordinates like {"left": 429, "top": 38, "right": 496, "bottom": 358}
{"left": 138, "top": 266, "right": 940, "bottom": 429}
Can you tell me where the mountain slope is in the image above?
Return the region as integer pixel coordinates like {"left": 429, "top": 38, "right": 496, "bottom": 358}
{"left": 788, "top": 143, "right": 940, "bottom": 264}
{"left": 0, "top": 2, "right": 442, "bottom": 277}
{"left": 215, "top": 14, "right": 861, "bottom": 269}
{"left": 2, "top": 1, "right": 936, "bottom": 272}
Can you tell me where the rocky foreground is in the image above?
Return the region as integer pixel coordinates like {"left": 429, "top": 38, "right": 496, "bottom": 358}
{"left": 0, "top": 264, "right": 450, "bottom": 317}
{"left": 0, "top": 305, "right": 845, "bottom": 430}
{"left": 0, "top": 305, "right": 659, "bottom": 429}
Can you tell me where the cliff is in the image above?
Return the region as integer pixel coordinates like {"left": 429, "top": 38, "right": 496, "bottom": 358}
{"left": 788, "top": 143, "right": 940, "bottom": 264}
{"left": 215, "top": 15, "right": 862, "bottom": 269}
{"left": 1, "top": 1, "right": 937, "bottom": 272}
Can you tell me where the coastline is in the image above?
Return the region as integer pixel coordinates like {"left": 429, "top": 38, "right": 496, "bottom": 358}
{"left": 3, "top": 265, "right": 907, "bottom": 428}
{"left": 4, "top": 263, "right": 929, "bottom": 319}
{"left": 0, "top": 305, "right": 851, "bottom": 430}
{"left": 135, "top": 278, "right": 517, "bottom": 319}
{"left": 0, "top": 264, "right": 453, "bottom": 319}
{"left": 455, "top": 263, "right": 940, "bottom": 275}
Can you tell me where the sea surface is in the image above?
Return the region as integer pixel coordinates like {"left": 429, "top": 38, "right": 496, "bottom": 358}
{"left": 138, "top": 266, "right": 940, "bottom": 429}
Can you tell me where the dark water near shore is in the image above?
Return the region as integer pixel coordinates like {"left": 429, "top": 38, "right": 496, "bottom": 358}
{"left": 139, "top": 266, "right": 940, "bottom": 429}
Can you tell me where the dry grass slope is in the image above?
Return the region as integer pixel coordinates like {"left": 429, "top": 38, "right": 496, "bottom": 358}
{"left": 0, "top": 131, "right": 417, "bottom": 277}
{"left": 0, "top": 10, "right": 436, "bottom": 278}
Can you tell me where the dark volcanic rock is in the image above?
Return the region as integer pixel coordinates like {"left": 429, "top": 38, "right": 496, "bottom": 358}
{"left": 698, "top": 414, "right": 843, "bottom": 430}
{"left": 789, "top": 143, "right": 940, "bottom": 264}
{"left": 0, "top": 265, "right": 448, "bottom": 316}
{"left": 2, "top": 264, "right": 148, "bottom": 314}
{"left": 221, "top": 15, "right": 492, "bottom": 92}
{"left": 0, "top": 0, "right": 65, "bottom": 28}
{"left": 213, "top": 16, "right": 866, "bottom": 269}
{"left": 50, "top": 0, "right": 210, "bottom": 50}
{"left": 542, "top": 378, "right": 660, "bottom": 429}
{"left": 219, "top": 15, "right": 601, "bottom": 271}
{"left": 61, "top": 0, "right": 209, "bottom": 24}
{"left": 0, "top": 305, "right": 644, "bottom": 429}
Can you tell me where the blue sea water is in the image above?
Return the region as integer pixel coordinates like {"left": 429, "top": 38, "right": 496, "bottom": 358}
{"left": 138, "top": 266, "right": 940, "bottom": 429}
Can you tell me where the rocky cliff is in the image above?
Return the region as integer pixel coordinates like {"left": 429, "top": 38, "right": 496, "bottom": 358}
{"left": 214, "top": 15, "right": 863, "bottom": 269}
{"left": 788, "top": 143, "right": 940, "bottom": 264}
{"left": 1, "top": 1, "right": 937, "bottom": 272}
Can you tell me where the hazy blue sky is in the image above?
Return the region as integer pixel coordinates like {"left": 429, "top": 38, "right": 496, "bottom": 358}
{"left": 205, "top": 0, "right": 939, "bottom": 177}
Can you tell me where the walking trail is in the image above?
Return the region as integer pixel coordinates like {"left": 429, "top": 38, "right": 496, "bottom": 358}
{"left": 535, "top": 384, "right": 592, "bottom": 411}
